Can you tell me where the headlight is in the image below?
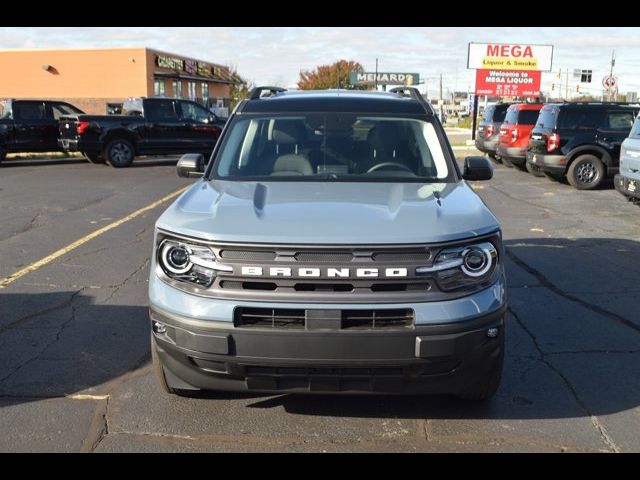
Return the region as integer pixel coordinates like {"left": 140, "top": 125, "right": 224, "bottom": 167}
{"left": 417, "top": 241, "right": 498, "bottom": 291}
{"left": 157, "top": 237, "right": 230, "bottom": 288}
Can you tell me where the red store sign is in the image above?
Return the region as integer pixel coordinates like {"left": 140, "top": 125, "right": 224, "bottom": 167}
{"left": 475, "top": 69, "right": 541, "bottom": 97}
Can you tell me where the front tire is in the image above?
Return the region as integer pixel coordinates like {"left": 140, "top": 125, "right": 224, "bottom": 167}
{"left": 526, "top": 160, "right": 545, "bottom": 177}
{"left": 567, "top": 154, "right": 605, "bottom": 190}
{"left": 104, "top": 138, "right": 135, "bottom": 168}
{"left": 502, "top": 156, "right": 514, "bottom": 168}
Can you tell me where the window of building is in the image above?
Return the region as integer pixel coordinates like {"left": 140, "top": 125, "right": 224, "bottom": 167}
{"left": 154, "top": 78, "right": 166, "bottom": 96}
{"left": 173, "top": 79, "right": 183, "bottom": 98}
{"left": 188, "top": 81, "right": 198, "bottom": 99}
{"left": 202, "top": 83, "right": 209, "bottom": 100}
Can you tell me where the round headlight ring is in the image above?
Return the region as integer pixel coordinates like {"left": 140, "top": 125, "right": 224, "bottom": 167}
{"left": 461, "top": 246, "right": 493, "bottom": 277}
{"left": 160, "top": 242, "right": 193, "bottom": 274}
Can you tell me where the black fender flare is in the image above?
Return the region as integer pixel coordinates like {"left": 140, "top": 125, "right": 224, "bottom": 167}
{"left": 566, "top": 144, "right": 613, "bottom": 169}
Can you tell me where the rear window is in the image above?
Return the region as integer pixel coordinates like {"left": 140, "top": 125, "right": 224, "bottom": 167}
{"left": 503, "top": 107, "right": 539, "bottom": 125}
{"left": 535, "top": 108, "right": 557, "bottom": 129}
{"left": 482, "top": 104, "right": 508, "bottom": 123}
{"left": 517, "top": 110, "right": 541, "bottom": 125}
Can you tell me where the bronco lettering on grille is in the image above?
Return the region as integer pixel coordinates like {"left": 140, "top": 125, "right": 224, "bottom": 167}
{"left": 239, "top": 266, "right": 408, "bottom": 278}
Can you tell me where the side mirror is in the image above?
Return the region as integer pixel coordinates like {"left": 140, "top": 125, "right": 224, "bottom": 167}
{"left": 462, "top": 156, "right": 493, "bottom": 181}
{"left": 177, "top": 153, "right": 205, "bottom": 178}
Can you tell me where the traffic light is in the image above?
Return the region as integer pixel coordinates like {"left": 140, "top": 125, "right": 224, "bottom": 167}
{"left": 551, "top": 84, "right": 555, "bottom": 91}
{"left": 576, "top": 85, "right": 579, "bottom": 92}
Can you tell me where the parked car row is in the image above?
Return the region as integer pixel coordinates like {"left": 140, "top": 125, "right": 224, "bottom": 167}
{"left": 0, "top": 97, "right": 225, "bottom": 167}
{"left": 476, "top": 101, "right": 640, "bottom": 192}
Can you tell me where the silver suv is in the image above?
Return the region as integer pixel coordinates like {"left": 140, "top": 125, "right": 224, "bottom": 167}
{"left": 615, "top": 113, "right": 640, "bottom": 204}
{"left": 148, "top": 87, "right": 507, "bottom": 400}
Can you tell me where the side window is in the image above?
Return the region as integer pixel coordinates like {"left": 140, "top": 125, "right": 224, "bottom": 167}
{"left": 560, "top": 109, "right": 603, "bottom": 129}
{"left": 13, "top": 102, "right": 48, "bottom": 121}
{"left": 180, "top": 101, "right": 211, "bottom": 124}
{"left": 606, "top": 111, "right": 635, "bottom": 130}
{"left": 145, "top": 100, "right": 178, "bottom": 121}
{"left": 0, "top": 102, "right": 10, "bottom": 119}
{"left": 51, "top": 103, "right": 82, "bottom": 119}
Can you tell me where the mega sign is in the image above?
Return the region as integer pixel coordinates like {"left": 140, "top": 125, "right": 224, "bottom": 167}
{"left": 468, "top": 43, "right": 553, "bottom": 71}
{"left": 475, "top": 70, "right": 541, "bottom": 97}
{"left": 156, "top": 55, "right": 184, "bottom": 70}
{"left": 349, "top": 72, "right": 420, "bottom": 86}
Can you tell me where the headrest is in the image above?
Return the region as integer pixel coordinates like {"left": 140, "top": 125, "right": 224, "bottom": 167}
{"left": 367, "top": 123, "right": 399, "bottom": 151}
{"left": 272, "top": 120, "right": 306, "bottom": 145}
{"left": 272, "top": 154, "right": 313, "bottom": 176}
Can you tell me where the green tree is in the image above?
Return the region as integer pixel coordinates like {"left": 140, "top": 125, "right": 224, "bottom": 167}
{"left": 228, "top": 65, "right": 254, "bottom": 112}
{"left": 298, "top": 60, "right": 371, "bottom": 90}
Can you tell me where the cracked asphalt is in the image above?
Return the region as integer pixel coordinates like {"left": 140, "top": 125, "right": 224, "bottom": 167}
{"left": 1, "top": 150, "right": 639, "bottom": 452}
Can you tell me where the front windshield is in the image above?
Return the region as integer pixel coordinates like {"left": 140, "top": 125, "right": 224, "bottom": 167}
{"left": 212, "top": 114, "right": 452, "bottom": 182}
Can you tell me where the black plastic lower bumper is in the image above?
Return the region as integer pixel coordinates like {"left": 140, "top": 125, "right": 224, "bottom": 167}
{"left": 615, "top": 174, "right": 640, "bottom": 199}
{"left": 150, "top": 305, "right": 507, "bottom": 395}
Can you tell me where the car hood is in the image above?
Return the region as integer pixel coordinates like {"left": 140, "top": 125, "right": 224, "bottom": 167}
{"left": 156, "top": 180, "right": 500, "bottom": 245}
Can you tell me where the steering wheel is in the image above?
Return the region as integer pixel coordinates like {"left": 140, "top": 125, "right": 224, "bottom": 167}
{"left": 366, "top": 162, "right": 414, "bottom": 174}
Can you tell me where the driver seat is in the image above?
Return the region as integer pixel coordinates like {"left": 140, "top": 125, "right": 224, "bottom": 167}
{"left": 358, "top": 124, "right": 401, "bottom": 173}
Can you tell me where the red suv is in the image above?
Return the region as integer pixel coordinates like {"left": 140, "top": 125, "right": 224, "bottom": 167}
{"left": 497, "top": 103, "right": 543, "bottom": 170}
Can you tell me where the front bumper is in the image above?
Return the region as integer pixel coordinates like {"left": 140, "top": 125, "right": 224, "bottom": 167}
{"left": 149, "top": 273, "right": 507, "bottom": 394}
{"left": 614, "top": 174, "right": 640, "bottom": 199}
{"left": 525, "top": 151, "right": 567, "bottom": 174}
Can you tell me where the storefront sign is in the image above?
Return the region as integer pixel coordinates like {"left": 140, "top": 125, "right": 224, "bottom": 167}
{"left": 475, "top": 70, "right": 541, "bottom": 97}
{"left": 198, "top": 62, "right": 212, "bottom": 77}
{"left": 185, "top": 59, "right": 198, "bottom": 75}
{"left": 156, "top": 55, "right": 184, "bottom": 70}
{"left": 349, "top": 72, "right": 420, "bottom": 86}
{"left": 468, "top": 43, "right": 553, "bottom": 71}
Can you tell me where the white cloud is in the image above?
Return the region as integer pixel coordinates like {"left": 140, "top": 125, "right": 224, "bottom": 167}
{"left": 1, "top": 27, "right": 640, "bottom": 94}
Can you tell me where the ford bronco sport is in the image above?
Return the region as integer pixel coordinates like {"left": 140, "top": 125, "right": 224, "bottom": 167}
{"left": 148, "top": 87, "right": 507, "bottom": 400}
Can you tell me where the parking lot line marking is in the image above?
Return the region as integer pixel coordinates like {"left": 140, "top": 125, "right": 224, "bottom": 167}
{"left": 0, "top": 185, "right": 189, "bottom": 289}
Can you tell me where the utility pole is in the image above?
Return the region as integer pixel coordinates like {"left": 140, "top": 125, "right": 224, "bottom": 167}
{"left": 609, "top": 50, "right": 616, "bottom": 101}
{"left": 375, "top": 58, "right": 378, "bottom": 90}
{"left": 439, "top": 73, "right": 443, "bottom": 121}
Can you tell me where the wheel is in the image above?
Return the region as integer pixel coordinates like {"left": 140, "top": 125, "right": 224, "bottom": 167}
{"left": 543, "top": 171, "right": 564, "bottom": 182}
{"left": 566, "top": 154, "right": 605, "bottom": 190}
{"left": 0, "top": 147, "right": 6, "bottom": 164}
{"left": 488, "top": 153, "right": 502, "bottom": 164}
{"left": 457, "top": 334, "right": 504, "bottom": 401}
{"left": 525, "top": 160, "right": 545, "bottom": 177}
{"left": 502, "top": 156, "right": 514, "bottom": 168}
{"left": 82, "top": 151, "right": 105, "bottom": 164}
{"left": 103, "top": 138, "right": 135, "bottom": 168}
{"left": 151, "top": 333, "right": 177, "bottom": 395}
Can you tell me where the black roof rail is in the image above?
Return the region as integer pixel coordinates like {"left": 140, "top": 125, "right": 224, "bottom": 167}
{"left": 248, "top": 86, "right": 287, "bottom": 100}
{"left": 389, "top": 86, "right": 436, "bottom": 115}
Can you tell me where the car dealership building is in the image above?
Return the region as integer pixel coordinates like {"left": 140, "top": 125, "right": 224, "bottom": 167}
{"left": 0, "top": 47, "right": 236, "bottom": 115}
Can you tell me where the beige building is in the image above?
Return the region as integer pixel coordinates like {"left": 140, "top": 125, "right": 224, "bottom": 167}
{"left": 0, "top": 47, "right": 235, "bottom": 114}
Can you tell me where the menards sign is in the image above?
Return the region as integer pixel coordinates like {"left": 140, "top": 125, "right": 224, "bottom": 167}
{"left": 349, "top": 72, "right": 420, "bottom": 86}
{"left": 467, "top": 43, "right": 553, "bottom": 71}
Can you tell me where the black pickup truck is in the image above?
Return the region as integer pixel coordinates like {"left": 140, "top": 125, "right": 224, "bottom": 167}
{"left": 58, "top": 97, "right": 224, "bottom": 167}
{"left": 0, "top": 99, "right": 85, "bottom": 163}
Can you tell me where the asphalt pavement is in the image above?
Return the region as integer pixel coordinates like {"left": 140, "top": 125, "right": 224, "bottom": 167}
{"left": 1, "top": 150, "right": 639, "bottom": 452}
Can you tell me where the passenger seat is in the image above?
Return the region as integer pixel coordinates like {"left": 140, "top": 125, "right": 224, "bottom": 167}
{"left": 270, "top": 120, "right": 313, "bottom": 176}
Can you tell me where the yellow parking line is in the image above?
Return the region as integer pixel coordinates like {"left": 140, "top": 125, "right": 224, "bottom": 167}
{"left": 0, "top": 186, "right": 189, "bottom": 289}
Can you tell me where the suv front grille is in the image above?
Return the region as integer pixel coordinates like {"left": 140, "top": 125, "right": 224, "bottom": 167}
{"left": 235, "top": 307, "right": 414, "bottom": 330}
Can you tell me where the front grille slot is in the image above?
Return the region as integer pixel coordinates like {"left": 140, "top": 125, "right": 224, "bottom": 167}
{"left": 235, "top": 308, "right": 414, "bottom": 330}
{"left": 341, "top": 309, "right": 414, "bottom": 329}
{"left": 372, "top": 250, "right": 431, "bottom": 262}
{"left": 294, "top": 283, "right": 354, "bottom": 292}
{"left": 235, "top": 308, "right": 306, "bottom": 329}
{"left": 246, "top": 366, "right": 404, "bottom": 377}
{"left": 294, "top": 252, "right": 354, "bottom": 263}
{"left": 219, "top": 249, "right": 276, "bottom": 261}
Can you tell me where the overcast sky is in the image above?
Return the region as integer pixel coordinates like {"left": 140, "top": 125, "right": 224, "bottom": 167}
{"left": 3, "top": 27, "right": 640, "bottom": 97}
